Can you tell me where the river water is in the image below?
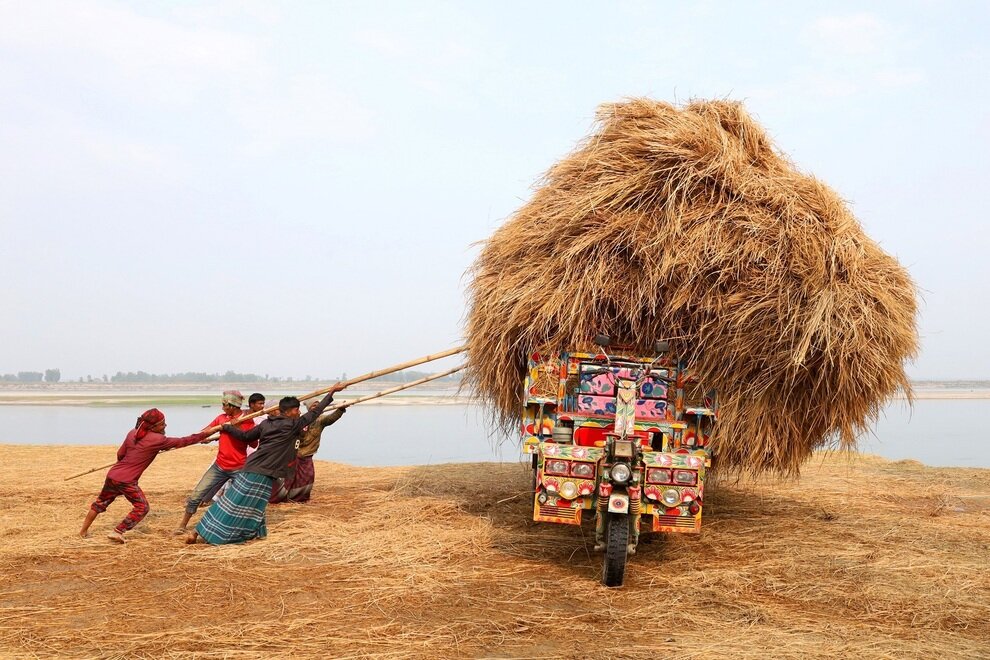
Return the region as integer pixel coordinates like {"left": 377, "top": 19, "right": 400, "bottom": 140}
{"left": 0, "top": 399, "right": 987, "bottom": 468}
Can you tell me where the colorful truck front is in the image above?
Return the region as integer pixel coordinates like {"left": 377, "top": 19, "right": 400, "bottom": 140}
{"left": 522, "top": 347, "right": 716, "bottom": 585}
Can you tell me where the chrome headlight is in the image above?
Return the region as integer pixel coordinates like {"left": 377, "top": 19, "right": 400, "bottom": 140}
{"left": 609, "top": 463, "right": 632, "bottom": 484}
{"left": 560, "top": 481, "right": 578, "bottom": 499}
{"left": 570, "top": 462, "right": 595, "bottom": 479}
{"left": 647, "top": 468, "right": 672, "bottom": 484}
{"left": 661, "top": 488, "right": 681, "bottom": 506}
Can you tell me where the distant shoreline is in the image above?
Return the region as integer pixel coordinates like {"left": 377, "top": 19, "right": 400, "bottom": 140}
{"left": 0, "top": 388, "right": 987, "bottom": 406}
{"left": 0, "top": 392, "right": 471, "bottom": 407}
{"left": 896, "top": 389, "right": 990, "bottom": 400}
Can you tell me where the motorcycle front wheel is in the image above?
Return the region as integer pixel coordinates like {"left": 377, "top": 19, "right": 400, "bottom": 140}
{"left": 602, "top": 512, "right": 629, "bottom": 587}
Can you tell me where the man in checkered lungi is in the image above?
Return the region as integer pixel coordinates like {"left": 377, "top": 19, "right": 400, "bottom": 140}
{"left": 187, "top": 383, "right": 347, "bottom": 545}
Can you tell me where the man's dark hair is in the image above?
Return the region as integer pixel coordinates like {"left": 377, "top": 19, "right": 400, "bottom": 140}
{"left": 248, "top": 393, "right": 265, "bottom": 404}
{"left": 279, "top": 396, "right": 301, "bottom": 413}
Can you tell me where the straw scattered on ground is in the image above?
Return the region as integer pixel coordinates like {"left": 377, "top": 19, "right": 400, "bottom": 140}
{"left": 466, "top": 98, "right": 919, "bottom": 476}
{"left": 1, "top": 445, "right": 988, "bottom": 659}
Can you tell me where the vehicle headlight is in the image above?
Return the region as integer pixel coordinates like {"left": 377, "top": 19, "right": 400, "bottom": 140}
{"left": 545, "top": 459, "right": 570, "bottom": 475}
{"left": 661, "top": 488, "right": 680, "bottom": 506}
{"left": 570, "top": 462, "right": 595, "bottom": 479}
{"left": 609, "top": 463, "right": 632, "bottom": 484}
{"left": 673, "top": 469, "right": 697, "bottom": 485}
{"left": 647, "top": 468, "right": 672, "bottom": 484}
{"left": 560, "top": 481, "right": 578, "bottom": 499}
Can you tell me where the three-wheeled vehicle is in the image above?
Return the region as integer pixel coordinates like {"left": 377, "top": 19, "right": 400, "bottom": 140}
{"left": 522, "top": 336, "right": 716, "bottom": 586}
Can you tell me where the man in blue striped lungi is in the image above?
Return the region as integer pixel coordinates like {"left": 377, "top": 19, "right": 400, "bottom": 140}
{"left": 186, "top": 383, "right": 346, "bottom": 545}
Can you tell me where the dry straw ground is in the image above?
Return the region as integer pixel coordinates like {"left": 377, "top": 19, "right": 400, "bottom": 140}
{"left": 466, "top": 99, "right": 918, "bottom": 476}
{"left": 1, "top": 444, "right": 988, "bottom": 659}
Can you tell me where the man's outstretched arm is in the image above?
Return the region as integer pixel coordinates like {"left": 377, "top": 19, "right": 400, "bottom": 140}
{"left": 222, "top": 424, "right": 263, "bottom": 443}
{"left": 320, "top": 408, "right": 346, "bottom": 429}
{"left": 298, "top": 383, "right": 347, "bottom": 426}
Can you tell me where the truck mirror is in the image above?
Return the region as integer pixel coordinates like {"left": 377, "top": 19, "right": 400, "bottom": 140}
{"left": 594, "top": 334, "right": 612, "bottom": 347}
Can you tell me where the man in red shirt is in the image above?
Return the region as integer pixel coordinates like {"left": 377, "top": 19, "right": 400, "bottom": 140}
{"left": 173, "top": 390, "right": 256, "bottom": 534}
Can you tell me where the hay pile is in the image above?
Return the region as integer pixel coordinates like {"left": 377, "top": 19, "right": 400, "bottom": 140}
{"left": 2, "top": 445, "right": 989, "bottom": 658}
{"left": 466, "top": 98, "right": 918, "bottom": 475}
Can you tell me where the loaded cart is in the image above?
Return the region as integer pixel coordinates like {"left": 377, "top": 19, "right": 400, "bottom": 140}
{"left": 522, "top": 336, "right": 716, "bottom": 587}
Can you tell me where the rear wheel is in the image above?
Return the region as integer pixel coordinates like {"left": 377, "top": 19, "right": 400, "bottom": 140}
{"left": 530, "top": 453, "right": 538, "bottom": 492}
{"left": 602, "top": 512, "right": 629, "bottom": 587}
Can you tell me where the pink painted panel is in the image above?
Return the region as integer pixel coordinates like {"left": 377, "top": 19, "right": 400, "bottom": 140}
{"left": 575, "top": 394, "right": 667, "bottom": 418}
{"left": 635, "top": 399, "right": 667, "bottom": 419}
{"left": 579, "top": 367, "right": 669, "bottom": 399}
{"left": 575, "top": 394, "right": 615, "bottom": 415}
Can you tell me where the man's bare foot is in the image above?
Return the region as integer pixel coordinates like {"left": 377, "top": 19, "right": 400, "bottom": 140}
{"left": 184, "top": 531, "right": 200, "bottom": 545}
{"left": 107, "top": 530, "right": 126, "bottom": 544}
{"left": 79, "top": 531, "right": 90, "bottom": 539}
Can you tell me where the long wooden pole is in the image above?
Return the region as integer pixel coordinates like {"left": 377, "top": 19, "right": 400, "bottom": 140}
{"left": 63, "top": 346, "right": 466, "bottom": 481}
{"left": 198, "top": 344, "right": 465, "bottom": 435}
{"left": 64, "top": 463, "right": 118, "bottom": 481}
{"left": 329, "top": 364, "right": 464, "bottom": 411}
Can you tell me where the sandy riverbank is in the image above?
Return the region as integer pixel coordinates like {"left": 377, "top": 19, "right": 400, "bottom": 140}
{"left": 0, "top": 445, "right": 987, "bottom": 658}
{"left": 900, "top": 389, "right": 990, "bottom": 399}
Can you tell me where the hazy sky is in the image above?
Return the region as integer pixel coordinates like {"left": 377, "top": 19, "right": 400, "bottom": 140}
{"left": 1, "top": 1, "right": 987, "bottom": 381}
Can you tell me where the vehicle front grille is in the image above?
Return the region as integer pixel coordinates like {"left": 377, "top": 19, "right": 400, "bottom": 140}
{"left": 536, "top": 504, "right": 581, "bottom": 524}
{"left": 656, "top": 514, "right": 697, "bottom": 529}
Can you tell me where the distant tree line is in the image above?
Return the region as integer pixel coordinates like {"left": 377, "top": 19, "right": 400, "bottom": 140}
{"left": 1, "top": 369, "right": 60, "bottom": 383}
{"left": 0, "top": 367, "right": 461, "bottom": 385}
{"left": 109, "top": 370, "right": 272, "bottom": 383}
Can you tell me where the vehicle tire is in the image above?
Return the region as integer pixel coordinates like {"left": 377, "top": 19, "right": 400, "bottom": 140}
{"left": 531, "top": 453, "right": 538, "bottom": 492}
{"left": 602, "top": 512, "right": 629, "bottom": 587}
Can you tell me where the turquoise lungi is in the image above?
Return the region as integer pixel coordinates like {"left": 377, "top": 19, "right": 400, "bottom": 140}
{"left": 196, "top": 471, "right": 273, "bottom": 545}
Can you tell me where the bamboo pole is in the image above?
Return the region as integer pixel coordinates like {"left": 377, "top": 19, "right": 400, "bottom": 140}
{"left": 65, "top": 463, "right": 118, "bottom": 481}
{"left": 328, "top": 364, "right": 464, "bottom": 411}
{"left": 198, "top": 344, "right": 465, "bottom": 435}
{"left": 63, "top": 345, "right": 466, "bottom": 481}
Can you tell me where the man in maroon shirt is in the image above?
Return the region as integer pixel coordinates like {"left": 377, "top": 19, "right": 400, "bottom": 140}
{"left": 174, "top": 390, "right": 257, "bottom": 534}
{"left": 79, "top": 408, "right": 207, "bottom": 543}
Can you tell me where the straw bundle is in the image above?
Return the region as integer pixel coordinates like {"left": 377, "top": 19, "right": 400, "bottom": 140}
{"left": 466, "top": 99, "right": 918, "bottom": 475}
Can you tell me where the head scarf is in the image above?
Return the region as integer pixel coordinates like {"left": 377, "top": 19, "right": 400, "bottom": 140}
{"left": 134, "top": 408, "right": 165, "bottom": 441}
{"left": 221, "top": 390, "right": 244, "bottom": 407}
